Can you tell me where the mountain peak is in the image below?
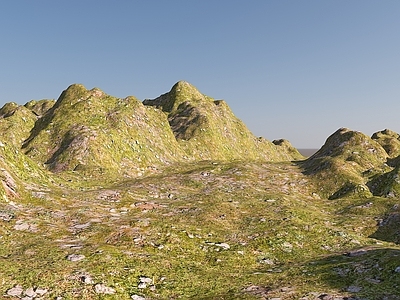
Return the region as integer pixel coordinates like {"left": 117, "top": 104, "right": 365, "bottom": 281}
{"left": 143, "top": 81, "right": 208, "bottom": 113}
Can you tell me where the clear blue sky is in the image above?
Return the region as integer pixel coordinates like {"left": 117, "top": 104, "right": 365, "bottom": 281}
{"left": 1, "top": 1, "right": 399, "bottom": 148}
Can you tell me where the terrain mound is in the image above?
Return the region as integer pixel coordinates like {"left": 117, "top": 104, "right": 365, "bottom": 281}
{"left": 144, "top": 81, "right": 303, "bottom": 161}
{"left": 302, "top": 127, "right": 400, "bottom": 199}
{"left": 0, "top": 81, "right": 301, "bottom": 182}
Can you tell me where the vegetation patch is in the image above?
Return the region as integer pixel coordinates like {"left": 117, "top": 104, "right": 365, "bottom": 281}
{"left": 1, "top": 82, "right": 400, "bottom": 299}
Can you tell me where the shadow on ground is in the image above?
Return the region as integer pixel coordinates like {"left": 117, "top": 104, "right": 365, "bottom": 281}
{"left": 304, "top": 247, "right": 400, "bottom": 299}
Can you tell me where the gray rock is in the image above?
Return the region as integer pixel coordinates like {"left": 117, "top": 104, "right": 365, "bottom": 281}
{"left": 6, "top": 285, "right": 23, "bottom": 297}
{"left": 346, "top": 249, "right": 367, "bottom": 257}
{"left": 14, "top": 222, "right": 30, "bottom": 231}
{"left": 25, "top": 287, "right": 37, "bottom": 297}
{"left": 81, "top": 274, "right": 94, "bottom": 284}
{"left": 0, "top": 211, "right": 14, "bottom": 221}
{"left": 347, "top": 285, "right": 362, "bottom": 293}
{"left": 138, "top": 282, "right": 147, "bottom": 289}
{"left": 395, "top": 266, "right": 400, "bottom": 273}
{"left": 131, "top": 295, "right": 146, "bottom": 300}
{"left": 215, "top": 243, "right": 230, "bottom": 250}
{"left": 35, "top": 288, "right": 48, "bottom": 295}
{"left": 66, "top": 254, "right": 85, "bottom": 262}
{"left": 94, "top": 283, "right": 116, "bottom": 294}
{"left": 139, "top": 277, "right": 153, "bottom": 284}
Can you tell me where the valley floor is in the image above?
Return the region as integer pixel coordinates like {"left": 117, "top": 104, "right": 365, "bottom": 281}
{"left": 1, "top": 160, "right": 400, "bottom": 299}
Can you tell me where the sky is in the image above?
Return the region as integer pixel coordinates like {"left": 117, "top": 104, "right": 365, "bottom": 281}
{"left": 1, "top": 1, "right": 400, "bottom": 148}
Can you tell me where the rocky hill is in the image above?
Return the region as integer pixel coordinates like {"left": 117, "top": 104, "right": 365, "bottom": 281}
{"left": 0, "top": 81, "right": 302, "bottom": 181}
{"left": 2, "top": 82, "right": 400, "bottom": 299}
{"left": 302, "top": 127, "right": 400, "bottom": 199}
{"left": 143, "top": 81, "right": 303, "bottom": 162}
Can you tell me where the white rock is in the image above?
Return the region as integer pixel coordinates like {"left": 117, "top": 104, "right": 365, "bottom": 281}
{"left": 215, "top": 243, "right": 230, "bottom": 250}
{"left": 25, "top": 287, "right": 37, "bottom": 297}
{"left": 35, "top": 288, "right": 48, "bottom": 295}
{"left": 94, "top": 284, "right": 116, "bottom": 294}
{"left": 395, "top": 266, "right": 400, "bottom": 273}
{"left": 139, "top": 277, "right": 153, "bottom": 284}
{"left": 131, "top": 295, "right": 146, "bottom": 300}
{"left": 81, "top": 275, "right": 94, "bottom": 284}
{"left": 66, "top": 254, "right": 85, "bottom": 262}
{"left": 14, "top": 223, "right": 30, "bottom": 231}
{"left": 347, "top": 285, "right": 362, "bottom": 293}
{"left": 138, "top": 282, "right": 147, "bottom": 289}
{"left": 7, "top": 285, "right": 23, "bottom": 297}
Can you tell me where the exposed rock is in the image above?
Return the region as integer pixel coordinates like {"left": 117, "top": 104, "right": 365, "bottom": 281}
{"left": 66, "top": 254, "right": 85, "bottom": 262}
{"left": 138, "top": 277, "right": 153, "bottom": 289}
{"left": 6, "top": 285, "right": 23, "bottom": 297}
{"left": 347, "top": 285, "right": 362, "bottom": 293}
{"left": 24, "top": 287, "right": 36, "bottom": 298}
{"left": 94, "top": 283, "right": 116, "bottom": 294}
{"left": 215, "top": 242, "right": 230, "bottom": 250}
{"left": 1, "top": 168, "right": 18, "bottom": 198}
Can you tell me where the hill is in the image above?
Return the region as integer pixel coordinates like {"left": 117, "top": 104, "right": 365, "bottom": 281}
{"left": 12, "top": 81, "right": 301, "bottom": 179}
{"left": 302, "top": 127, "right": 400, "bottom": 200}
{"left": 1, "top": 82, "right": 400, "bottom": 299}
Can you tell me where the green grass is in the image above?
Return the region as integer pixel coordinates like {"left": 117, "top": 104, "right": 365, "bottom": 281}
{"left": 1, "top": 160, "right": 400, "bottom": 299}
{"left": 2, "top": 83, "right": 400, "bottom": 299}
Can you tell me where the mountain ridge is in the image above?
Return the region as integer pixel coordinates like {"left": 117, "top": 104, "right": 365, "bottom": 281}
{"left": 2, "top": 82, "right": 400, "bottom": 298}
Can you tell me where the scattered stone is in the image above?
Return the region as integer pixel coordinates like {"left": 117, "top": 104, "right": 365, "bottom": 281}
{"left": 71, "top": 222, "right": 91, "bottom": 230}
{"left": 24, "top": 287, "right": 36, "bottom": 297}
{"left": 138, "top": 277, "right": 153, "bottom": 289}
{"left": 94, "top": 283, "right": 116, "bottom": 294}
{"left": 6, "top": 285, "right": 23, "bottom": 297}
{"left": 259, "top": 258, "right": 275, "bottom": 265}
{"left": 80, "top": 274, "right": 94, "bottom": 284}
{"left": 0, "top": 211, "right": 14, "bottom": 221}
{"left": 365, "top": 278, "right": 381, "bottom": 284}
{"left": 66, "top": 254, "right": 85, "bottom": 262}
{"left": 345, "top": 249, "right": 367, "bottom": 257}
{"left": 138, "top": 282, "right": 147, "bottom": 289}
{"left": 14, "top": 222, "right": 36, "bottom": 232}
{"left": 35, "top": 288, "right": 48, "bottom": 295}
{"left": 243, "top": 285, "right": 270, "bottom": 297}
{"left": 347, "top": 285, "right": 362, "bottom": 293}
{"left": 215, "top": 243, "right": 230, "bottom": 250}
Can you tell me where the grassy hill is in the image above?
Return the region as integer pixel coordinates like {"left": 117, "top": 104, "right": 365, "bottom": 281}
{"left": 0, "top": 83, "right": 400, "bottom": 299}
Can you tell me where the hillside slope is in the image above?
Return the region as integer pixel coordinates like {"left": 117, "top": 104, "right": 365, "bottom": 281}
{"left": 3, "top": 83, "right": 400, "bottom": 299}
{"left": 302, "top": 127, "right": 400, "bottom": 199}
{"left": 143, "top": 81, "right": 303, "bottom": 162}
